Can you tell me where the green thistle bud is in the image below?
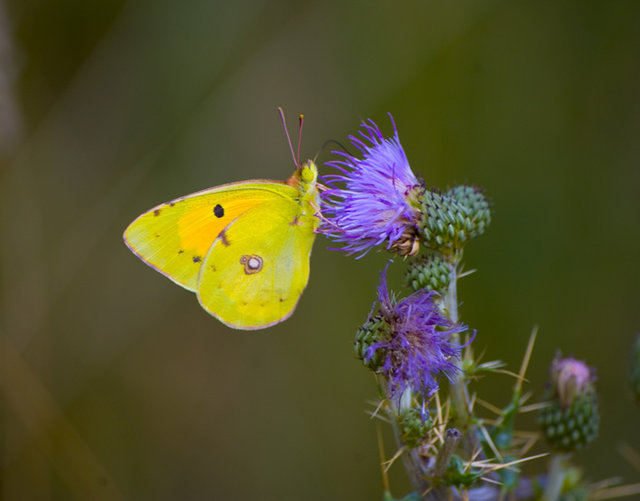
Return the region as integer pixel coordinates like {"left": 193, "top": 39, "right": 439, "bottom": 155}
{"left": 447, "top": 185, "right": 491, "bottom": 239}
{"left": 539, "top": 357, "right": 599, "bottom": 452}
{"left": 415, "top": 186, "right": 490, "bottom": 252}
{"left": 354, "top": 314, "right": 389, "bottom": 371}
{"left": 405, "top": 253, "right": 451, "bottom": 294}
{"left": 631, "top": 334, "right": 640, "bottom": 403}
{"left": 397, "top": 407, "right": 433, "bottom": 448}
{"left": 539, "top": 393, "right": 599, "bottom": 452}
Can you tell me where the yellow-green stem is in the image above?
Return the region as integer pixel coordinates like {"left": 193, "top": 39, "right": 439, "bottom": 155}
{"left": 542, "top": 453, "right": 567, "bottom": 501}
{"left": 445, "top": 260, "right": 470, "bottom": 427}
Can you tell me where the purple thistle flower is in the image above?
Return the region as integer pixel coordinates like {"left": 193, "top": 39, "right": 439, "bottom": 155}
{"left": 321, "top": 115, "right": 422, "bottom": 257}
{"left": 365, "top": 267, "right": 466, "bottom": 400}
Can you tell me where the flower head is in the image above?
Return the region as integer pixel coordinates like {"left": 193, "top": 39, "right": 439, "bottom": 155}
{"left": 321, "top": 115, "right": 422, "bottom": 257}
{"left": 540, "top": 355, "right": 599, "bottom": 451}
{"left": 364, "top": 267, "right": 466, "bottom": 400}
{"left": 549, "top": 356, "right": 595, "bottom": 408}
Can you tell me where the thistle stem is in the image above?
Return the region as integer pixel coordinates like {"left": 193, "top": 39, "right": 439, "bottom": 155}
{"left": 445, "top": 260, "right": 470, "bottom": 427}
{"left": 542, "top": 453, "right": 567, "bottom": 501}
{"left": 389, "top": 410, "right": 431, "bottom": 498}
{"left": 446, "top": 261, "right": 459, "bottom": 324}
{"left": 433, "top": 428, "right": 461, "bottom": 477}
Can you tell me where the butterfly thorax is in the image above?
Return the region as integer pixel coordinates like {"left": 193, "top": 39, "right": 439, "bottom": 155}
{"left": 287, "top": 160, "right": 320, "bottom": 223}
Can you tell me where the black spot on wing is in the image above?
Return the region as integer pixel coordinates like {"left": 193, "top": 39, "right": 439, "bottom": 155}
{"left": 213, "top": 204, "right": 224, "bottom": 218}
{"left": 153, "top": 209, "right": 161, "bottom": 216}
{"left": 193, "top": 256, "right": 201, "bottom": 263}
{"left": 178, "top": 249, "right": 184, "bottom": 254}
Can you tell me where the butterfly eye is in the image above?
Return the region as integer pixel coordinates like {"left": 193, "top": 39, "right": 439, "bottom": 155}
{"left": 300, "top": 161, "right": 317, "bottom": 183}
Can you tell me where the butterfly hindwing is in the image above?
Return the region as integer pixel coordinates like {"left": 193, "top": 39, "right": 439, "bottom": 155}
{"left": 124, "top": 182, "right": 296, "bottom": 291}
{"left": 197, "top": 198, "right": 316, "bottom": 329}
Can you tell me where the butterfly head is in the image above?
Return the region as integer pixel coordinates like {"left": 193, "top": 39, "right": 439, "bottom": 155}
{"left": 299, "top": 160, "right": 317, "bottom": 184}
{"left": 287, "top": 159, "right": 317, "bottom": 195}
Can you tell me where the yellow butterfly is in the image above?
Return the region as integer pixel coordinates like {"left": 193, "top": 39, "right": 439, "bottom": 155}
{"left": 124, "top": 111, "right": 319, "bottom": 330}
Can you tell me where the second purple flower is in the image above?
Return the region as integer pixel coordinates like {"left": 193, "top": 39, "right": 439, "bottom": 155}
{"left": 356, "top": 267, "right": 467, "bottom": 402}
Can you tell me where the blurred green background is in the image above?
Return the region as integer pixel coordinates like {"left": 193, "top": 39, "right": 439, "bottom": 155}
{"left": 1, "top": 0, "right": 639, "bottom": 499}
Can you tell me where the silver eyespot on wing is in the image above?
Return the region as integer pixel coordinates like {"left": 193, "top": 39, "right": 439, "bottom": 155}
{"left": 240, "top": 254, "right": 263, "bottom": 275}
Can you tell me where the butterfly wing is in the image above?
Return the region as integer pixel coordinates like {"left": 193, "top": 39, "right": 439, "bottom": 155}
{"left": 197, "top": 197, "right": 316, "bottom": 330}
{"left": 124, "top": 181, "right": 294, "bottom": 292}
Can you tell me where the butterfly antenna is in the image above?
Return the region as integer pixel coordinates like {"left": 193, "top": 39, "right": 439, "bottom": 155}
{"left": 278, "top": 107, "right": 298, "bottom": 168}
{"left": 297, "top": 114, "right": 304, "bottom": 167}
{"left": 314, "top": 139, "right": 353, "bottom": 163}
